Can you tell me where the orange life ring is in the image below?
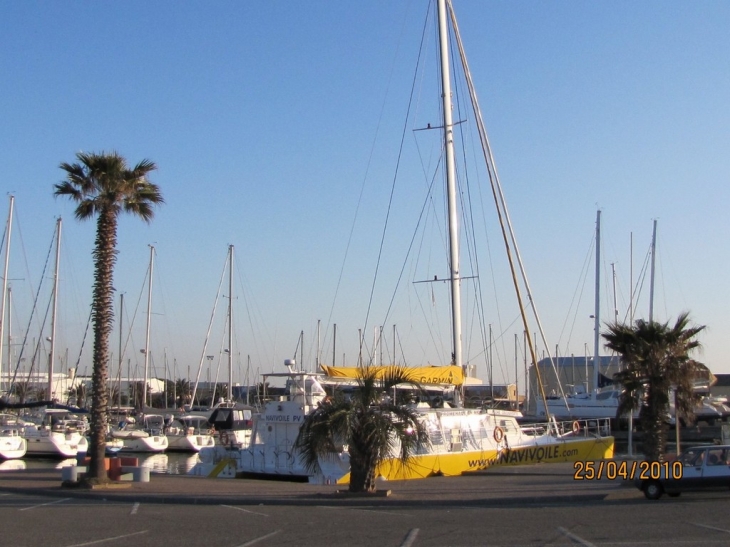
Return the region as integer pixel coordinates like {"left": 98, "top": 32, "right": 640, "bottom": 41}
{"left": 493, "top": 426, "right": 504, "bottom": 443}
{"left": 572, "top": 421, "right": 581, "bottom": 434}
{"left": 220, "top": 433, "right": 229, "bottom": 445}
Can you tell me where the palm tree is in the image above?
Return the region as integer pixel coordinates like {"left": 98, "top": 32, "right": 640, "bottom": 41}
{"left": 294, "top": 366, "right": 429, "bottom": 493}
{"left": 603, "top": 312, "right": 705, "bottom": 462}
{"left": 11, "top": 381, "right": 31, "bottom": 405}
{"left": 54, "top": 151, "right": 163, "bottom": 483}
{"left": 174, "top": 378, "right": 191, "bottom": 409}
{"left": 69, "top": 383, "right": 87, "bottom": 408}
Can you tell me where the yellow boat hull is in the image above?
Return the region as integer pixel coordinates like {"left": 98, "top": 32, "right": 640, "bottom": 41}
{"left": 336, "top": 436, "right": 615, "bottom": 484}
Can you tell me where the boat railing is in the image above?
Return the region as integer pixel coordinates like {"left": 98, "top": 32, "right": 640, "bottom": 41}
{"left": 553, "top": 418, "right": 612, "bottom": 438}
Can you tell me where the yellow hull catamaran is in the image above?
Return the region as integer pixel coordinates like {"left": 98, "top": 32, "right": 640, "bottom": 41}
{"left": 317, "top": 366, "right": 613, "bottom": 484}
{"left": 194, "top": 0, "right": 613, "bottom": 482}
{"left": 192, "top": 365, "right": 613, "bottom": 483}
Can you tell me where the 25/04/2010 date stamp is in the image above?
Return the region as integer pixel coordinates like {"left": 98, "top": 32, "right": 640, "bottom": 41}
{"left": 573, "top": 460, "right": 683, "bottom": 481}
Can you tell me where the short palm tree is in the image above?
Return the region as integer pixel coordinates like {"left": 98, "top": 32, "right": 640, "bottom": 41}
{"left": 54, "top": 151, "right": 163, "bottom": 482}
{"left": 175, "top": 378, "right": 191, "bottom": 408}
{"left": 11, "top": 381, "right": 31, "bottom": 405}
{"left": 603, "top": 312, "right": 705, "bottom": 462}
{"left": 294, "top": 366, "right": 429, "bottom": 493}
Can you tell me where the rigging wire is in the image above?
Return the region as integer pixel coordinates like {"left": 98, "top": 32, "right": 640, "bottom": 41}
{"left": 6, "top": 225, "right": 55, "bottom": 393}
{"left": 319, "top": 3, "right": 426, "bottom": 366}
{"left": 359, "top": 2, "right": 434, "bottom": 367}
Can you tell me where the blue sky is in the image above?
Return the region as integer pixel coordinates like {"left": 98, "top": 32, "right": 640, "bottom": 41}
{"left": 1, "top": 1, "right": 728, "bottom": 391}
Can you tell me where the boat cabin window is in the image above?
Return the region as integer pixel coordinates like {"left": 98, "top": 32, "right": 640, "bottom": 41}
{"left": 286, "top": 376, "right": 326, "bottom": 405}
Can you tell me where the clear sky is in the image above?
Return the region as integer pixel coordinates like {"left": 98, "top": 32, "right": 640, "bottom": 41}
{"left": 1, "top": 1, "right": 728, "bottom": 391}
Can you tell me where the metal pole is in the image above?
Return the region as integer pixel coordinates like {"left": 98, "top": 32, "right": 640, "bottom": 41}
{"left": 0, "top": 196, "right": 13, "bottom": 395}
{"left": 143, "top": 245, "right": 154, "bottom": 409}
{"left": 438, "top": 0, "right": 462, "bottom": 370}
{"left": 49, "top": 218, "right": 61, "bottom": 399}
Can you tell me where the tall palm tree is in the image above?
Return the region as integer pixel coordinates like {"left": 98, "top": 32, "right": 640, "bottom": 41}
{"left": 54, "top": 151, "right": 163, "bottom": 482}
{"left": 294, "top": 366, "right": 429, "bottom": 493}
{"left": 603, "top": 312, "right": 705, "bottom": 461}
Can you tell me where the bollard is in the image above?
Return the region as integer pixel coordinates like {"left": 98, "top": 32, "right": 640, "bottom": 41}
{"left": 108, "top": 458, "right": 122, "bottom": 480}
{"left": 61, "top": 466, "right": 78, "bottom": 482}
{"left": 132, "top": 467, "right": 150, "bottom": 483}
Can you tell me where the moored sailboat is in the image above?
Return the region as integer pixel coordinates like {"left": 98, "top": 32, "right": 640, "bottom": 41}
{"left": 0, "top": 413, "right": 27, "bottom": 460}
{"left": 194, "top": 0, "right": 613, "bottom": 482}
{"left": 165, "top": 414, "right": 215, "bottom": 452}
{"left": 21, "top": 408, "right": 88, "bottom": 458}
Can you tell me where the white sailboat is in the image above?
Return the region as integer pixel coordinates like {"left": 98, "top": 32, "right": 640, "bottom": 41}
{"left": 535, "top": 211, "right": 628, "bottom": 420}
{"left": 193, "top": 0, "right": 613, "bottom": 483}
{"left": 20, "top": 219, "right": 89, "bottom": 458}
{"left": 191, "top": 245, "right": 252, "bottom": 449}
{"left": 0, "top": 413, "right": 27, "bottom": 460}
{"left": 110, "top": 246, "right": 168, "bottom": 453}
{"left": 22, "top": 408, "right": 88, "bottom": 458}
{"left": 112, "top": 413, "right": 168, "bottom": 453}
{"left": 0, "top": 199, "right": 25, "bottom": 461}
{"left": 165, "top": 414, "right": 215, "bottom": 452}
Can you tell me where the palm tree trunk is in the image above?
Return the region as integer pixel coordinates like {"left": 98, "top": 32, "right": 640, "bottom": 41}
{"left": 88, "top": 211, "right": 117, "bottom": 482}
{"left": 642, "top": 382, "right": 667, "bottom": 462}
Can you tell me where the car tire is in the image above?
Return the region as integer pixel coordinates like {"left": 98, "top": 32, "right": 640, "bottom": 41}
{"left": 644, "top": 480, "right": 663, "bottom": 500}
{"left": 667, "top": 492, "right": 681, "bottom": 497}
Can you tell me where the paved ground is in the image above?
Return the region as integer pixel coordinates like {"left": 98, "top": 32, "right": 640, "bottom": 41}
{"left": 0, "top": 461, "right": 642, "bottom": 507}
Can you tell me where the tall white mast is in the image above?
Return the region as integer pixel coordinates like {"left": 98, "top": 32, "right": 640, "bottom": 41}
{"left": 0, "top": 196, "right": 13, "bottom": 395}
{"left": 649, "top": 219, "right": 657, "bottom": 322}
{"left": 437, "top": 0, "right": 462, "bottom": 369}
{"left": 49, "top": 217, "right": 61, "bottom": 399}
{"left": 143, "top": 245, "right": 154, "bottom": 409}
{"left": 592, "top": 210, "right": 601, "bottom": 399}
{"left": 227, "top": 244, "right": 233, "bottom": 401}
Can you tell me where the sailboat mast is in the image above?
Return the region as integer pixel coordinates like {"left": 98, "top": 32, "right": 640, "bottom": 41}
{"left": 49, "top": 217, "right": 61, "bottom": 399}
{"left": 437, "top": 0, "right": 462, "bottom": 369}
{"left": 592, "top": 210, "right": 601, "bottom": 399}
{"left": 118, "top": 293, "right": 123, "bottom": 409}
{"left": 0, "top": 195, "right": 13, "bottom": 395}
{"left": 143, "top": 245, "right": 154, "bottom": 409}
{"left": 649, "top": 219, "right": 657, "bottom": 322}
{"left": 227, "top": 244, "right": 233, "bottom": 401}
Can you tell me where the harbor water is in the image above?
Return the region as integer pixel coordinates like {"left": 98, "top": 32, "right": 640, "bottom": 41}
{"left": 0, "top": 451, "right": 201, "bottom": 474}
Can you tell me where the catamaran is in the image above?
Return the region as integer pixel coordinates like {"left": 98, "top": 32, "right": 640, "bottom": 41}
{"left": 193, "top": 0, "right": 613, "bottom": 482}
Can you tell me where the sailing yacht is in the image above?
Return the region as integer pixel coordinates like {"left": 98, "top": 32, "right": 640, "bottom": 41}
{"left": 111, "top": 246, "right": 168, "bottom": 453}
{"left": 165, "top": 414, "right": 215, "bottom": 452}
{"left": 192, "top": 0, "right": 613, "bottom": 482}
{"left": 0, "top": 413, "right": 27, "bottom": 459}
{"left": 21, "top": 408, "right": 88, "bottom": 457}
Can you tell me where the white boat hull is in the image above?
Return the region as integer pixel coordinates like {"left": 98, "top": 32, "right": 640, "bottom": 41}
{"left": 0, "top": 435, "right": 27, "bottom": 460}
{"left": 112, "top": 430, "right": 168, "bottom": 453}
{"left": 23, "top": 428, "right": 87, "bottom": 458}
{"left": 167, "top": 433, "right": 215, "bottom": 452}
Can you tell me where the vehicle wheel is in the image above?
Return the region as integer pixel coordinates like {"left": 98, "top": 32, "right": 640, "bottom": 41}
{"left": 667, "top": 492, "right": 681, "bottom": 497}
{"left": 643, "top": 480, "right": 664, "bottom": 500}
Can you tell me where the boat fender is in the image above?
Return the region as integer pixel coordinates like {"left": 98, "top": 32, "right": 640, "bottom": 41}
{"left": 493, "top": 426, "right": 504, "bottom": 443}
{"left": 572, "top": 421, "right": 581, "bottom": 434}
{"left": 220, "top": 433, "right": 229, "bottom": 445}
